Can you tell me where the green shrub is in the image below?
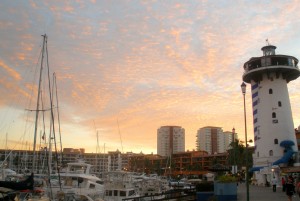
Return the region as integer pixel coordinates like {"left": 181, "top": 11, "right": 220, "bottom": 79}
{"left": 216, "top": 175, "right": 237, "bottom": 183}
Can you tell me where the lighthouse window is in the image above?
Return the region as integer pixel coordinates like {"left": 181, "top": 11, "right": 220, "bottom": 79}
{"left": 253, "top": 100, "right": 258, "bottom": 107}
{"left": 274, "top": 139, "right": 278, "bottom": 144}
{"left": 278, "top": 101, "right": 282, "bottom": 107}
{"left": 269, "top": 150, "right": 273, "bottom": 156}
{"left": 269, "top": 89, "right": 273, "bottom": 94}
{"left": 257, "top": 152, "right": 259, "bottom": 157}
{"left": 272, "top": 57, "right": 289, "bottom": 66}
{"left": 261, "top": 57, "right": 271, "bottom": 66}
{"left": 253, "top": 109, "right": 257, "bottom": 115}
{"left": 272, "top": 112, "right": 276, "bottom": 118}
{"left": 288, "top": 58, "right": 294, "bottom": 66}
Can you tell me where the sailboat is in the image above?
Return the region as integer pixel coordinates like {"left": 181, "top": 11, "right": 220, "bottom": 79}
{"left": 0, "top": 173, "right": 34, "bottom": 191}
{"left": 0, "top": 33, "right": 46, "bottom": 184}
{"left": 0, "top": 34, "right": 63, "bottom": 200}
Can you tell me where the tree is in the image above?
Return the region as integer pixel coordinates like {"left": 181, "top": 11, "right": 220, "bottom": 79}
{"left": 154, "top": 160, "right": 162, "bottom": 175}
{"left": 144, "top": 158, "right": 152, "bottom": 173}
{"left": 228, "top": 140, "right": 253, "bottom": 171}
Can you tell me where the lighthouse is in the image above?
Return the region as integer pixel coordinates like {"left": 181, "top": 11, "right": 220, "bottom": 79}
{"left": 242, "top": 43, "right": 300, "bottom": 185}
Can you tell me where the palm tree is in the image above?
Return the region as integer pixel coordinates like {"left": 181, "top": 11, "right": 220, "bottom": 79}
{"left": 228, "top": 140, "right": 253, "bottom": 172}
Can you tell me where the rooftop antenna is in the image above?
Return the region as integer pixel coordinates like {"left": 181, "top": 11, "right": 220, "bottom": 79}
{"left": 266, "top": 39, "right": 270, "bottom": 45}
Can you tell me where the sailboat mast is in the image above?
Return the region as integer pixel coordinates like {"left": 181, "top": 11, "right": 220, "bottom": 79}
{"left": 32, "top": 34, "right": 47, "bottom": 172}
{"left": 54, "top": 73, "right": 64, "bottom": 165}
{"left": 47, "top": 44, "right": 62, "bottom": 191}
{"left": 96, "top": 131, "right": 99, "bottom": 174}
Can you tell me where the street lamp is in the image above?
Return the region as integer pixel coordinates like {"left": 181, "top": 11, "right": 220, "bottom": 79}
{"left": 241, "top": 82, "right": 249, "bottom": 201}
{"left": 232, "top": 127, "right": 237, "bottom": 174}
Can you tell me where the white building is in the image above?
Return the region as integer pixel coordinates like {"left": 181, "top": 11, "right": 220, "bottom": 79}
{"left": 196, "top": 126, "right": 226, "bottom": 154}
{"left": 157, "top": 126, "right": 185, "bottom": 157}
{"left": 223, "top": 129, "right": 239, "bottom": 150}
{"left": 242, "top": 44, "right": 299, "bottom": 185}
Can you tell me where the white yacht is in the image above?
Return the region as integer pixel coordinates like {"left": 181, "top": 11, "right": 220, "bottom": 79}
{"left": 51, "top": 160, "right": 104, "bottom": 200}
{"left": 102, "top": 171, "right": 139, "bottom": 201}
{"left": 132, "top": 174, "right": 167, "bottom": 198}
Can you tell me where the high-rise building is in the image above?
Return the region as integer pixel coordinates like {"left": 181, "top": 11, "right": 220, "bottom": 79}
{"left": 196, "top": 126, "right": 226, "bottom": 154}
{"left": 223, "top": 128, "right": 239, "bottom": 150}
{"left": 242, "top": 43, "right": 299, "bottom": 185}
{"left": 157, "top": 126, "right": 185, "bottom": 157}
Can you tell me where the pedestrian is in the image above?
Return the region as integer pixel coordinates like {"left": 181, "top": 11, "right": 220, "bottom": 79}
{"left": 286, "top": 176, "right": 295, "bottom": 201}
{"left": 271, "top": 177, "right": 277, "bottom": 192}
{"left": 296, "top": 179, "right": 300, "bottom": 198}
{"left": 282, "top": 177, "right": 286, "bottom": 192}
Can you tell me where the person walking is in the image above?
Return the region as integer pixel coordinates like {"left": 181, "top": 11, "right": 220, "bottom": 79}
{"left": 296, "top": 179, "right": 300, "bottom": 198}
{"left": 282, "top": 177, "right": 286, "bottom": 192}
{"left": 271, "top": 177, "right": 277, "bottom": 192}
{"left": 286, "top": 176, "right": 295, "bottom": 201}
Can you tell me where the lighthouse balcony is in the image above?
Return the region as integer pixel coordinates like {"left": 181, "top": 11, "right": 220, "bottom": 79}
{"left": 243, "top": 55, "right": 300, "bottom": 83}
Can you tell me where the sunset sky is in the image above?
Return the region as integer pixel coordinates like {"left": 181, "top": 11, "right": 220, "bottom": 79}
{"left": 1, "top": 0, "right": 300, "bottom": 154}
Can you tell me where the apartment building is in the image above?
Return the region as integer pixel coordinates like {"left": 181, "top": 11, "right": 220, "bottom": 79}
{"left": 128, "top": 150, "right": 229, "bottom": 176}
{"left": 157, "top": 126, "right": 185, "bottom": 157}
{"left": 196, "top": 126, "right": 226, "bottom": 154}
{"left": 0, "top": 148, "right": 132, "bottom": 177}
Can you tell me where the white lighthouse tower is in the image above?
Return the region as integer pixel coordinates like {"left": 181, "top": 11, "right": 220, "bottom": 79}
{"left": 242, "top": 43, "right": 300, "bottom": 185}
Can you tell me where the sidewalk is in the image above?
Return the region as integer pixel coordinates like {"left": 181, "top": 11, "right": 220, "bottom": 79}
{"left": 237, "top": 183, "right": 292, "bottom": 200}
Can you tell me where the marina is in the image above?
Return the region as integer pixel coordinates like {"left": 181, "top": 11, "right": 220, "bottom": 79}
{"left": 1, "top": 1, "right": 300, "bottom": 201}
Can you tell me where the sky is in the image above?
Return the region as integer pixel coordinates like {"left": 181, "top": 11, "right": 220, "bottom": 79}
{"left": 1, "top": 0, "right": 300, "bottom": 154}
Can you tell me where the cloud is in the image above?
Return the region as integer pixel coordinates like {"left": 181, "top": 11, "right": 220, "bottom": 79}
{"left": 0, "top": 60, "right": 21, "bottom": 81}
{"left": 0, "top": 0, "right": 300, "bottom": 153}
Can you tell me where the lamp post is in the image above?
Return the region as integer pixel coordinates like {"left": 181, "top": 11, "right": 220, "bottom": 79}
{"left": 241, "top": 82, "right": 249, "bottom": 201}
{"left": 232, "top": 127, "right": 236, "bottom": 174}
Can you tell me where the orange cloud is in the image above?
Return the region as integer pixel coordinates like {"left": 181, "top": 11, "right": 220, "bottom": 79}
{"left": 0, "top": 60, "right": 21, "bottom": 81}
{"left": 1, "top": 0, "right": 300, "bottom": 153}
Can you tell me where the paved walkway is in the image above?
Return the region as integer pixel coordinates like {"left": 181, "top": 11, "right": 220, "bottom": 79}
{"left": 237, "top": 183, "right": 295, "bottom": 201}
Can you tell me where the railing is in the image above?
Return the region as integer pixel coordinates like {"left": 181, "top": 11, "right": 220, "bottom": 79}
{"left": 244, "top": 56, "right": 298, "bottom": 73}
{"left": 122, "top": 188, "right": 196, "bottom": 201}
